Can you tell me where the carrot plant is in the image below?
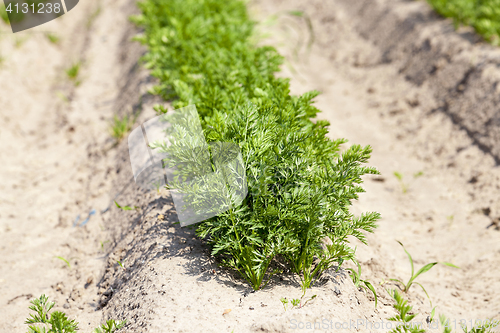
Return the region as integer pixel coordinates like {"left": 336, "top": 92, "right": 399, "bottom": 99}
{"left": 25, "top": 294, "right": 126, "bottom": 333}
{"left": 388, "top": 289, "right": 426, "bottom": 333}
{"left": 133, "top": 0, "right": 380, "bottom": 290}
{"left": 427, "top": 0, "right": 500, "bottom": 45}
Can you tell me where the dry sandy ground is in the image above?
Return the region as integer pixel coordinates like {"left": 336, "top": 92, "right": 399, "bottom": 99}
{"left": 0, "top": 0, "right": 141, "bottom": 330}
{"left": 0, "top": 0, "right": 499, "bottom": 332}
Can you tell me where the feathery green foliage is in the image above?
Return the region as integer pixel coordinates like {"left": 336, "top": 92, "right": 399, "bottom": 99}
{"left": 134, "top": 0, "right": 380, "bottom": 290}
{"left": 460, "top": 319, "right": 499, "bottom": 333}
{"left": 94, "top": 320, "right": 127, "bottom": 333}
{"left": 0, "top": 3, "right": 9, "bottom": 24}
{"left": 25, "top": 295, "right": 78, "bottom": 333}
{"left": 427, "top": 0, "right": 500, "bottom": 45}
{"left": 25, "top": 295, "right": 126, "bottom": 333}
{"left": 388, "top": 289, "right": 426, "bottom": 333}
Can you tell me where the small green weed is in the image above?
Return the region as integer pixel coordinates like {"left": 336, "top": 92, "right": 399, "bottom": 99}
{"left": 56, "top": 91, "right": 69, "bottom": 103}
{"left": 438, "top": 315, "right": 499, "bottom": 333}
{"left": 114, "top": 200, "right": 139, "bottom": 211}
{"left": 394, "top": 172, "right": 407, "bottom": 193}
{"left": 66, "top": 62, "right": 81, "bottom": 83}
{"left": 94, "top": 320, "right": 127, "bottom": 333}
{"left": 394, "top": 171, "right": 424, "bottom": 194}
{"left": 46, "top": 33, "right": 60, "bottom": 44}
{"left": 117, "top": 260, "right": 126, "bottom": 270}
{"left": 110, "top": 116, "right": 133, "bottom": 142}
{"left": 386, "top": 288, "right": 497, "bottom": 333}
{"left": 280, "top": 297, "right": 300, "bottom": 311}
{"left": 391, "top": 241, "right": 459, "bottom": 305}
{"left": 280, "top": 294, "right": 316, "bottom": 311}
{"left": 461, "top": 319, "right": 499, "bottom": 333}
{"left": 387, "top": 289, "right": 426, "bottom": 333}
{"left": 0, "top": 3, "right": 9, "bottom": 24}
{"left": 345, "top": 258, "right": 378, "bottom": 307}
{"left": 440, "top": 315, "right": 452, "bottom": 333}
{"left": 25, "top": 294, "right": 126, "bottom": 333}
{"left": 100, "top": 240, "right": 110, "bottom": 251}
{"left": 54, "top": 256, "right": 71, "bottom": 269}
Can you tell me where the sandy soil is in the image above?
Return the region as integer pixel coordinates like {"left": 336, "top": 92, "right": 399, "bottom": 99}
{"left": 0, "top": 0, "right": 499, "bottom": 332}
{"left": 0, "top": 0, "right": 141, "bottom": 330}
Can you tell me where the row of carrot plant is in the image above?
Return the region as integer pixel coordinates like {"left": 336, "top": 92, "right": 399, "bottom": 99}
{"left": 132, "top": 0, "right": 380, "bottom": 291}
{"left": 427, "top": 0, "right": 500, "bottom": 45}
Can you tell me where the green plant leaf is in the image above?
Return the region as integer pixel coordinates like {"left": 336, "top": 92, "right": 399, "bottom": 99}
{"left": 54, "top": 256, "right": 71, "bottom": 268}
{"left": 363, "top": 281, "right": 378, "bottom": 308}
{"left": 114, "top": 201, "right": 138, "bottom": 211}
{"left": 407, "top": 262, "right": 438, "bottom": 289}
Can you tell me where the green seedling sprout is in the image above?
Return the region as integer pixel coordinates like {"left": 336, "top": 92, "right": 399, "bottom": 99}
{"left": 391, "top": 241, "right": 459, "bottom": 306}
{"left": 56, "top": 91, "right": 69, "bottom": 103}
{"left": 346, "top": 258, "right": 378, "bottom": 307}
{"left": 394, "top": 172, "right": 407, "bottom": 193}
{"left": 441, "top": 315, "right": 453, "bottom": 333}
{"left": 114, "top": 200, "right": 139, "bottom": 211}
{"left": 100, "top": 240, "right": 110, "bottom": 251}
{"left": 394, "top": 171, "right": 424, "bottom": 193}
{"left": 117, "top": 260, "right": 126, "bottom": 270}
{"left": 439, "top": 315, "right": 499, "bottom": 333}
{"left": 94, "top": 319, "right": 127, "bottom": 333}
{"left": 46, "top": 33, "right": 60, "bottom": 44}
{"left": 25, "top": 294, "right": 126, "bottom": 333}
{"left": 280, "top": 297, "right": 288, "bottom": 311}
{"left": 428, "top": 306, "right": 437, "bottom": 324}
{"left": 110, "top": 115, "right": 134, "bottom": 142}
{"left": 280, "top": 295, "right": 314, "bottom": 311}
{"left": 54, "top": 256, "right": 71, "bottom": 268}
{"left": 461, "top": 319, "right": 499, "bottom": 333}
{"left": 413, "top": 171, "right": 424, "bottom": 178}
